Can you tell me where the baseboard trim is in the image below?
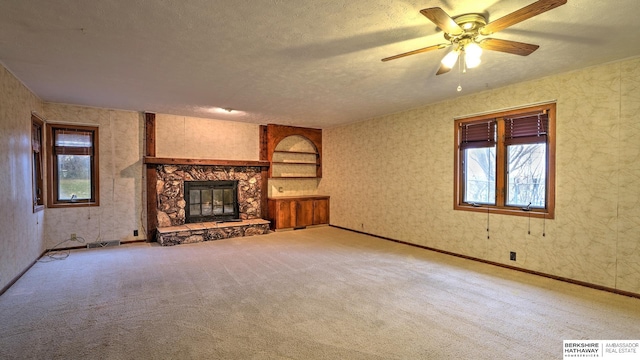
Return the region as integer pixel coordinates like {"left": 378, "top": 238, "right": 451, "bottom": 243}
{"left": 0, "top": 249, "right": 48, "bottom": 297}
{"left": 45, "top": 239, "right": 148, "bottom": 252}
{"left": 330, "top": 224, "right": 640, "bottom": 300}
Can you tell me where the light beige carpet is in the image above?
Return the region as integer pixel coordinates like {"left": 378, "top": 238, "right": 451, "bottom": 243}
{"left": 1, "top": 226, "right": 639, "bottom": 359}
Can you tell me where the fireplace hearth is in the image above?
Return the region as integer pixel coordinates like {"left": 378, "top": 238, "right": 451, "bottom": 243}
{"left": 185, "top": 180, "right": 239, "bottom": 223}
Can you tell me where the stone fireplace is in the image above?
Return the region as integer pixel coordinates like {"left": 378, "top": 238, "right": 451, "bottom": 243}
{"left": 151, "top": 163, "right": 271, "bottom": 246}
{"left": 156, "top": 164, "right": 262, "bottom": 227}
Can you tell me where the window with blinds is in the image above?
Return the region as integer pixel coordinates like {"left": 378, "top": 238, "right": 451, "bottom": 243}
{"left": 460, "top": 120, "right": 497, "bottom": 205}
{"left": 32, "top": 114, "right": 44, "bottom": 212}
{"left": 454, "top": 103, "right": 555, "bottom": 218}
{"left": 505, "top": 112, "right": 549, "bottom": 208}
{"left": 47, "top": 124, "right": 99, "bottom": 207}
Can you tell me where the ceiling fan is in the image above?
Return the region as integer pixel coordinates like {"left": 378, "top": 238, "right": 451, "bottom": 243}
{"left": 382, "top": 0, "right": 567, "bottom": 75}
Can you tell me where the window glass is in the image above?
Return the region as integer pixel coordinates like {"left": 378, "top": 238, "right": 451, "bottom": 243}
{"left": 464, "top": 146, "right": 496, "bottom": 205}
{"left": 56, "top": 155, "right": 91, "bottom": 200}
{"left": 506, "top": 144, "right": 546, "bottom": 207}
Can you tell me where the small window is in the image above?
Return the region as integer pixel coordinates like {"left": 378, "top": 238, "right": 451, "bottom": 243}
{"left": 454, "top": 103, "right": 555, "bottom": 218}
{"left": 46, "top": 124, "right": 99, "bottom": 207}
{"left": 32, "top": 114, "right": 44, "bottom": 212}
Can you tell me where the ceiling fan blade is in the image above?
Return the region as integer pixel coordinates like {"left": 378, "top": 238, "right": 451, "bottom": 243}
{"left": 436, "top": 63, "right": 452, "bottom": 76}
{"left": 479, "top": 0, "right": 567, "bottom": 35}
{"left": 420, "top": 7, "right": 464, "bottom": 35}
{"left": 480, "top": 38, "right": 539, "bottom": 56}
{"left": 381, "top": 44, "right": 448, "bottom": 62}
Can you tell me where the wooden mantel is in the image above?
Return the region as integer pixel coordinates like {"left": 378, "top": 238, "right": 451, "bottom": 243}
{"left": 144, "top": 156, "right": 270, "bottom": 168}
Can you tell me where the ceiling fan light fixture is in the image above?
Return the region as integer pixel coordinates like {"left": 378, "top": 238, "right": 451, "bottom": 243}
{"left": 465, "top": 42, "right": 483, "bottom": 58}
{"left": 465, "top": 53, "right": 482, "bottom": 68}
{"left": 441, "top": 49, "right": 460, "bottom": 69}
{"left": 464, "top": 42, "right": 482, "bottom": 69}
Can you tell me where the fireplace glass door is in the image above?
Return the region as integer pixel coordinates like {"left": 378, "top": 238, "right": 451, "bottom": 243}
{"left": 185, "top": 180, "right": 239, "bottom": 222}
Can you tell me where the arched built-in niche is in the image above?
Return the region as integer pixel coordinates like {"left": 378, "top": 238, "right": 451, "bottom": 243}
{"left": 266, "top": 124, "right": 322, "bottom": 178}
{"left": 272, "top": 135, "right": 319, "bottom": 178}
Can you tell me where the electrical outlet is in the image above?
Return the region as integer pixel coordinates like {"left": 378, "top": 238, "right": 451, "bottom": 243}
{"left": 510, "top": 251, "right": 516, "bottom": 261}
{"left": 71, "top": 233, "right": 77, "bottom": 241}
{"left": 133, "top": 230, "right": 138, "bottom": 237}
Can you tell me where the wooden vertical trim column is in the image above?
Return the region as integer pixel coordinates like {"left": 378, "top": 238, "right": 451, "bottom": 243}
{"left": 145, "top": 113, "right": 156, "bottom": 157}
{"left": 259, "top": 125, "right": 269, "bottom": 220}
{"left": 145, "top": 112, "right": 158, "bottom": 242}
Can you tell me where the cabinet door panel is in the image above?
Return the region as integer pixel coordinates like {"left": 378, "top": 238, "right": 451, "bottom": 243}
{"left": 313, "top": 199, "right": 329, "bottom": 225}
{"left": 277, "top": 200, "right": 296, "bottom": 229}
{"left": 296, "top": 199, "right": 314, "bottom": 227}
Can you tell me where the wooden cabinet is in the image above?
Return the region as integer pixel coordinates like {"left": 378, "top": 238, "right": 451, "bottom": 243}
{"left": 268, "top": 196, "right": 330, "bottom": 230}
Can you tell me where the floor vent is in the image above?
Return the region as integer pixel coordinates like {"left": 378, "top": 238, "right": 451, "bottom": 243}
{"left": 87, "top": 240, "right": 121, "bottom": 249}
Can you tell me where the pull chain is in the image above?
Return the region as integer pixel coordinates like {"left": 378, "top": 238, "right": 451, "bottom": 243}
{"left": 457, "top": 56, "right": 462, "bottom": 92}
{"left": 486, "top": 206, "right": 490, "bottom": 239}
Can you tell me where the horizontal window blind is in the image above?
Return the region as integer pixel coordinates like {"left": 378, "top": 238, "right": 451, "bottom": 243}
{"left": 460, "top": 120, "right": 496, "bottom": 149}
{"left": 505, "top": 112, "right": 548, "bottom": 145}
{"left": 54, "top": 128, "right": 94, "bottom": 155}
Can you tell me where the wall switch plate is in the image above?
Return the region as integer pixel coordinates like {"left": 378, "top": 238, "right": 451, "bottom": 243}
{"left": 133, "top": 230, "right": 138, "bottom": 237}
{"left": 510, "top": 251, "right": 516, "bottom": 261}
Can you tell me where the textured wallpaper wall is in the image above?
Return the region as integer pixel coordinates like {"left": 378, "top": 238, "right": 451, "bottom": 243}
{"left": 0, "top": 64, "right": 44, "bottom": 291}
{"left": 42, "top": 104, "right": 145, "bottom": 248}
{"left": 155, "top": 114, "right": 260, "bottom": 161}
{"left": 319, "top": 57, "right": 640, "bottom": 294}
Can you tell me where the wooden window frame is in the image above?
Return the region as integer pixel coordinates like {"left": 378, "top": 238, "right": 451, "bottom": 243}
{"left": 46, "top": 123, "right": 100, "bottom": 208}
{"left": 31, "top": 114, "right": 45, "bottom": 213}
{"left": 454, "top": 103, "right": 555, "bottom": 219}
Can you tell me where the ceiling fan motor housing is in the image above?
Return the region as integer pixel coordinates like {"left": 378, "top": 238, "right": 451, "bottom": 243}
{"left": 444, "top": 13, "right": 487, "bottom": 44}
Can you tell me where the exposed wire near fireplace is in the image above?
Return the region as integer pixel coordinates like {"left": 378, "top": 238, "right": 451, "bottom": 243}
{"left": 38, "top": 236, "right": 86, "bottom": 262}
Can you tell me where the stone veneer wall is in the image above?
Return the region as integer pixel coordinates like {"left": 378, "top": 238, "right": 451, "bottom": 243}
{"left": 156, "top": 164, "right": 263, "bottom": 227}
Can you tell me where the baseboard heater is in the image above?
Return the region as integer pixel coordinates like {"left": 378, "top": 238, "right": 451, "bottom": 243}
{"left": 87, "top": 240, "right": 121, "bottom": 249}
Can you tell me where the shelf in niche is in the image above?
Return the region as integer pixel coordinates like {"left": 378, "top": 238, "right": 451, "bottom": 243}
{"left": 273, "top": 150, "right": 318, "bottom": 155}
{"left": 269, "top": 176, "right": 319, "bottom": 179}
{"left": 272, "top": 161, "right": 319, "bottom": 165}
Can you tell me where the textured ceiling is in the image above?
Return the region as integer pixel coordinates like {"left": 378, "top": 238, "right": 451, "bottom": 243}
{"left": 1, "top": 1, "right": 640, "bottom": 128}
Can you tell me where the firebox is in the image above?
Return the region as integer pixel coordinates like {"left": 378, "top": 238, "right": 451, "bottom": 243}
{"left": 184, "top": 180, "right": 240, "bottom": 223}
